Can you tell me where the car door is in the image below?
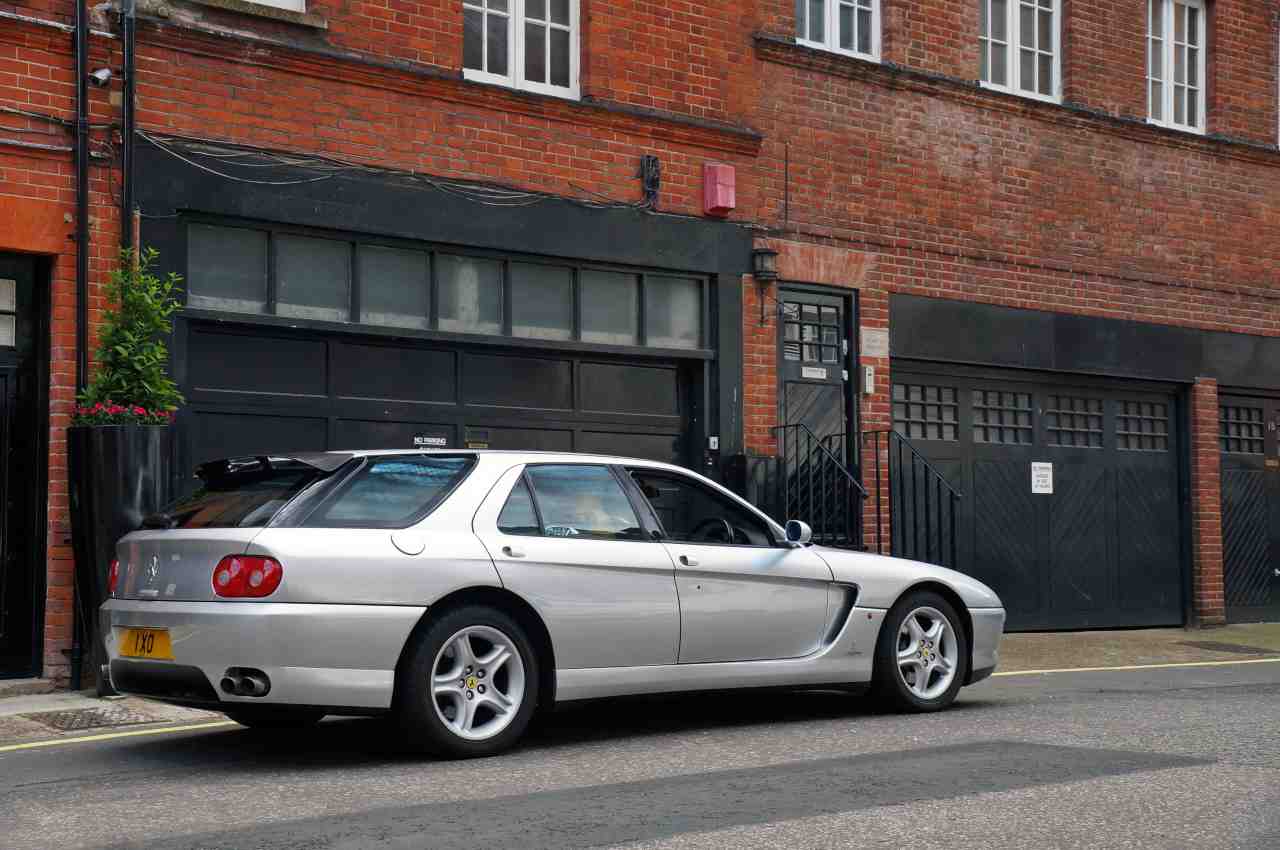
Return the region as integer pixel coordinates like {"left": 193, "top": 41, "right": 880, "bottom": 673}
{"left": 472, "top": 462, "right": 680, "bottom": 669}
{"left": 626, "top": 467, "right": 834, "bottom": 664}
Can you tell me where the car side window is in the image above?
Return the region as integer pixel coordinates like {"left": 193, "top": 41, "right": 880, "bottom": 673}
{"left": 524, "top": 465, "right": 645, "bottom": 541}
{"left": 304, "top": 455, "right": 474, "bottom": 528}
{"left": 497, "top": 477, "right": 541, "bottom": 536}
{"left": 630, "top": 470, "right": 774, "bottom": 547}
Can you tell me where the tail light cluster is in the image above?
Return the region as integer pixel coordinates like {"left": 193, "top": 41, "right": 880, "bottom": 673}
{"left": 212, "top": 556, "right": 283, "bottom": 598}
{"left": 108, "top": 559, "right": 120, "bottom": 597}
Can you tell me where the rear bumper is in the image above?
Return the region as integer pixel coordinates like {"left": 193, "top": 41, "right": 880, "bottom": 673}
{"left": 101, "top": 599, "right": 425, "bottom": 710}
{"left": 967, "top": 607, "right": 1005, "bottom": 684}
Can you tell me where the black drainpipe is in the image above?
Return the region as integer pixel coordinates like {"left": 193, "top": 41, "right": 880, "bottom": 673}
{"left": 120, "top": 0, "right": 136, "bottom": 249}
{"left": 70, "top": 0, "right": 90, "bottom": 692}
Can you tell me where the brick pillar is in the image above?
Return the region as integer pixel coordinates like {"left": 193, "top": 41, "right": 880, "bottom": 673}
{"left": 1189, "top": 377, "right": 1225, "bottom": 626}
{"left": 858, "top": 288, "right": 891, "bottom": 555}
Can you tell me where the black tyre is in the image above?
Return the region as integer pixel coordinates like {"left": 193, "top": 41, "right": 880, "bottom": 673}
{"left": 396, "top": 604, "right": 539, "bottom": 758}
{"left": 872, "top": 590, "right": 969, "bottom": 712}
{"left": 224, "top": 706, "right": 326, "bottom": 729}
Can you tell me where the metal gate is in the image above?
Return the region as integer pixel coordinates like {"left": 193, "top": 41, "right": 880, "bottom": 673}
{"left": 1219, "top": 395, "right": 1280, "bottom": 622}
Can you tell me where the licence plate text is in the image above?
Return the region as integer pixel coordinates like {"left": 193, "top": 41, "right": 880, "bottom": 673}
{"left": 119, "top": 628, "right": 173, "bottom": 660}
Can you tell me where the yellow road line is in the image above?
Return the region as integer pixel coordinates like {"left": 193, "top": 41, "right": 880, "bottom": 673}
{"left": 993, "top": 656, "right": 1280, "bottom": 677}
{"left": 0, "top": 720, "right": 236, "bottom": 754}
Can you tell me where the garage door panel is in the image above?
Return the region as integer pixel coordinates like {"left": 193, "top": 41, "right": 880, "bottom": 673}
{"left": 1222, "top": 469, "right": 1271, "bottom": 612}
{"left": 466, "top": 426, "right": 573, "bottom": 452}
{"left": 334, "top": 419, "right": 456, "bottom": 451}
{"left": 1117, "top": 467, "right": 1181, "bottom": 613}
{"left": 580, "top": 362, "right": 679, "bottom": 416}
{"left": 577, "top": 430, "right": 682, "bottom": 464}
{"left": 1049, "top": 464, "right": 1112, "bottom": 614}
{"left": 973, "top": 460, "right": 1041, "bottom": 623}
{"left": 462, "top": 353, "right": 572, "bottom": 410}
{"left": 332, "top": 343, "right": 455, "bottom": 404}
{"left": 191, "top": 410, "right": 328, "bottom": 464}
{"left": 189, "top": 328, "right": 327, "bottom": 398}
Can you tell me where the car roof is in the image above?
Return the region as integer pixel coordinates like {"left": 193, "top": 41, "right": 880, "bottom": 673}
{"left": 299, "top": 448, "right": 693, "bottom": 472}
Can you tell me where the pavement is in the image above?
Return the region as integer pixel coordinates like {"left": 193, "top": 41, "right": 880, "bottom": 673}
{"left": 0, "top": 624, "right": 1277, "bottom": 849}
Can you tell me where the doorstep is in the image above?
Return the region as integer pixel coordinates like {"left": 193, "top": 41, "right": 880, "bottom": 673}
{"left": 998, "top": 622, "right": 1280, "bottom": 673}
{"left": 0, "top": 678, "right": 57, "bottom": 699}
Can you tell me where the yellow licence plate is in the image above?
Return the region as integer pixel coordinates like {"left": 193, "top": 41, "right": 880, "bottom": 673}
{"left": 119, "top": 628, "right": 174, "bottom": 660}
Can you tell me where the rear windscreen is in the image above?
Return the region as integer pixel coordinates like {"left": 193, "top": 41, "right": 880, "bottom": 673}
{"left": 145, "top": 460, "right": 325, "bottom": 529}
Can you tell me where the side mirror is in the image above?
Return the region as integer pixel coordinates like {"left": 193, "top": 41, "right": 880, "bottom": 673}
{"left": 785, "top": 520, "right": 813, "bottom": 546}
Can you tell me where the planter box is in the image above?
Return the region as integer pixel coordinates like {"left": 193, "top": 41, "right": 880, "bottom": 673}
{"left": 68, "top": 425, "right": 174, "bottom": 693}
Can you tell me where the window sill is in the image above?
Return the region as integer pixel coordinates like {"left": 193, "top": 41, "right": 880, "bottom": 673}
{"left": 463, "top": 68, "right": 580, "bottom": 102}
{"left": 1146, "top": 118, "right": 1206, "bottom": 136}
{"left": 794, "top": 37, "right": 880, "bottom": 66}
{"left": 978, "top": 80, "right": 1061, "bottom": 106}
{"left": 186, "top": 0, "right": 328, "bottom": 30}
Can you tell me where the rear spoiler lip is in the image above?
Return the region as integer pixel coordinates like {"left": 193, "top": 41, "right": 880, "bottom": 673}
{"left": 195, "top": 452, "right": 357, "bottom": 480}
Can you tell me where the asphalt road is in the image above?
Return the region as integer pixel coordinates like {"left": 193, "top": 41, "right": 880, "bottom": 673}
{"left": 1, "top": 662, "right": 1278, "bottom": 850}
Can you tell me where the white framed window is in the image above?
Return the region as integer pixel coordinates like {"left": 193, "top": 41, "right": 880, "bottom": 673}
{"left": 796, "top": 0, "right": 880, "bottom": 62}
{"left": 463, "top": 0, "right": 579, "bottom": 99}
{"left": 247, "top": 0, "right": 306, "bottom": 11}
{"left": 979, "top": 0, "right": 1060, "bottom": 102}
{"left": 1148, "top": 0, "right": 1206, "bottom": 133}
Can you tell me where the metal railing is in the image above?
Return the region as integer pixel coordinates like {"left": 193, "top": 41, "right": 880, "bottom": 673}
{"left": 863, "top": 429, "right": 962, "bottom": 569}
{"left": 771, "top": 423, "right": 870, "bottom": 551}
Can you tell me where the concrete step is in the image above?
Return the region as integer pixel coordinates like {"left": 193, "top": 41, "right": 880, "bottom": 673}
{"left": 0, "top": 678, "right": 57, "bottom": 699}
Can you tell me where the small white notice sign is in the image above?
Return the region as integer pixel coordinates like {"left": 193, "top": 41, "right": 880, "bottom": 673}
{"left": 1031, "top": 462, "right": 1053, "bottom": 495}
{"left": 801, "top": 366, "right": 828, "bottom": 380}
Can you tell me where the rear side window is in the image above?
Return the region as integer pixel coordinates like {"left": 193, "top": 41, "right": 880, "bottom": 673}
{"left": 305, "top": 456, "right": 474, "bottom": 528}
{"left": 497, "top": 478, "right": 541, "bottom": 535}
{"left": 521, "top": 465, "right": 644, "bottom": 540}
{"left": 147, "top": 461, "right": 323, "bottom": 529}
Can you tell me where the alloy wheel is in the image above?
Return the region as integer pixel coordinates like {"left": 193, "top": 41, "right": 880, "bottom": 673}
{"left": 895, "top": 606, "right": 959, "bottom": 700}
{"left": 431, "top": 625, "right": 526, "bottom": 741}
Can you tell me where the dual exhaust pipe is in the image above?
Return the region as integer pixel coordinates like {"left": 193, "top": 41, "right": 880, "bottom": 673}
{"left": 220, "top": 667, "right": 271, "bottom": 698}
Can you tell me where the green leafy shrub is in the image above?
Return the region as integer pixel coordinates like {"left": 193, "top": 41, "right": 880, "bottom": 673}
{"left": 72, "top": 248, "right": 184, "bottom": 426}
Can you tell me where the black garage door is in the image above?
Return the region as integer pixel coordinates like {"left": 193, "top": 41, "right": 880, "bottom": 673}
{"left": 177, "top": 320, "right": 691, "bottom": 478}
{"left": 892, "top": 365, "right": 1184, "bottom": 631}
{"left": 1219, "top": 395, "right": 1280, "bottom": 622}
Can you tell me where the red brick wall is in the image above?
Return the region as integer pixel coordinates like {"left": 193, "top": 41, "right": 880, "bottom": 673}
{"left": 1189, "top": 377, "right": 1225, "bottom": 625}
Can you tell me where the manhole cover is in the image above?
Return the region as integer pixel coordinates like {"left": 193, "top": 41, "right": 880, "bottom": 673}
{"left": 21, "top": 705, "right": 155, "bottom": 732}
{"left": 1177, "top": 640, "right": 1273, "bottom": 656}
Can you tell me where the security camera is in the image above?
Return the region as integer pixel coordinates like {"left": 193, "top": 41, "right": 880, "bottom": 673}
{"left": 88, "top": 68, "right": 114, "bottom": 87}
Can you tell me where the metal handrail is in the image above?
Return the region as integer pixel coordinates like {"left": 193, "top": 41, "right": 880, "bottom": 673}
{"left": 862, "top": 429, "right": 963, "bottom": 569}
{"left": 771, "top": 422, "right": 870, "bottom": 552}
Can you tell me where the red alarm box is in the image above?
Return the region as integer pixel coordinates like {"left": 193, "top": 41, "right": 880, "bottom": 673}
{"left": 703, "top": 163, "right": 736, "bottom": 217}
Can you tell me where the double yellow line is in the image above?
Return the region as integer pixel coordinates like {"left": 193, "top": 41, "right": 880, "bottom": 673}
{"left": 2, "top": 656, "right": 1278, "bottom": 754}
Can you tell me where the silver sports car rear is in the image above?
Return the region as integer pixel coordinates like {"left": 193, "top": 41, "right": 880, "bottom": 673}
{"left": 102, "top": 450, "right": 1004, "bottom": 756}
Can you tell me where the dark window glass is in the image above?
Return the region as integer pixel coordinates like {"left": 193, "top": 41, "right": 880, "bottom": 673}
{"left": 525, "top": 22, "right": 546, "bottom": 83}
{"left": 1046, "top": 394, "right": 1104, "bottom": 449}
{"left": 488, "top": 10, "right": 509, "bottom": 75}
{"left": 549, "top": 27, "right": 571, "bottom": 87}
{"left": 1219, "top": 405, "right": 1265, "bottom": 455}
{"left": 187, "top": 224, "right": 268, "bottom": 314}
{"left": 146, "top": 459, "right": 323, "bottom": 529}
{"left": 645, "top": 276, "right": 701, "bottom": 349}
{"left": 276, "top": 235, "right": 351, "bottom": 322}
{"left": 463, "top": 7, "right": 483, "bottom": 70}
{"left": 581, "top": 270, "right": 639, "bottom": 345}
{"left": 1118, "top": 400, "right": 1170, "bottom": 452}
{"left": 631, "top": 470, "right": 773, "bottom": 547}
{"left": 892, "top": 383, "right": 960, "bottom": 442}
{"left": 498, "top": 478, "right": 541, "bottom": 535}
{"left": 307, "top": 456, "right": 474, "bottom": 527}
{"left": 511, "top": 262, "right": 572, "bottom": 340}
{"left": 438, "top": 254, "right": 502, "bottom": 335}
{"left": 971, "top": 388, "right": 1033, "bottom": 445}
{"left": 524, "top": 465, "right": 642, "bottom": 540}
{"left": 358, "top": 245, "right": 429, "bottom": 330}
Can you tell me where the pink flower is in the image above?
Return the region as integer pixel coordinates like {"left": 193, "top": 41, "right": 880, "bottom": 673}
{"left": 92, "top": 403, "right": 103, "bottom": 412}
{"left": 108, "top": 405, "right": 123, "bottom": 415}
{"left": 133, "top": 406, "right": 146, "bottom": 415}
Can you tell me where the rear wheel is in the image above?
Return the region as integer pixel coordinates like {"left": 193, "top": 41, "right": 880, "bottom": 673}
{"left": 224, "top": 707, "right": 326, "bottom": 729}
{"left": 872, "top": 590, "right": 968, "bottom": 712}
{"left": 396, "top": 605, "right": 539, "bottom": 758}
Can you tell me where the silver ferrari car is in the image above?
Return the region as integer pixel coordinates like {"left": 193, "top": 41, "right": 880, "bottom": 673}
{"left": 102, "top": 450, "right": 1005, "bottom": 757}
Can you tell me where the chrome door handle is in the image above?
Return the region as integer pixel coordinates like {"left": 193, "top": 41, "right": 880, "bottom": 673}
{"left": 679, "top": 554, "right": 698, "bottom": 567}
{"left": 502, "top": 546, "right": 525, "bottom": 558}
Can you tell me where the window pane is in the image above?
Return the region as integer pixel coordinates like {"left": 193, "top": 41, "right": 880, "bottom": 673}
{"left": 631, "top": 470, "right": 773, "bottom": 546}
{"left": 526, "top": 0, "right": 545, "bottom": 20}
{"left": 1149, "top": 38, "right": 1163, "bottom": 78}
{"left": 0, "top": 278, "right": 13, "bottom": 312}
{"left": 550, "top": 0, "right": 569, "bottom": 25}
{"left": 488, "top": 13, "right": 508, "bottom": 76}
{"left": 839, "top": 2, "right": 853, "bottom": 50}
{"left": 358, "top": 245, "right": 429, "bottom": 330}
{"left": 1187, "top": 6, "right": 1198, "bottom": 45}
{"left": 187, "top": 224, "right": 267, "bottom": 313}
{"left": 857, "top": 7, "right": 871, "bottom": 53}
{"left": 438, "top": 254, "right": 501, "bottom": 334}
{"left": 979, "top": 0, "right": 989, "bottom": 38}
{"left": 1038, "top": 7, "right": 1051, "bottom": 50}
{"left": 1174, "top": 84, "right": 1185, "bottom": 124}
{"left": 550, "top": 27, "right": 571, "bottom": 87}
{"left": 489, "top": 0, "right": 507, "bottom": 11}
{"left": 310, "top": 457, "right": 474, "bottom": 527}
{"left": 1020, "top": 48, "right": 1035, "bottom": 91}
{"left": 498, "top": 478, "right": 540, "bottom": 535}
{"left": 1038, "top": 52, "right": 1052, "bottom": 95}
{"left": 464, "top": 7, "right": 483, "bottom": 70}
{"left": 581, "top": 269, "right": 639, "bottom": 345}
{"left": 645, "top": 276, "right": 701, "bottom": 349}
{"left": 797, "top": 0, "right": 806, "bottom": 38}
{"left": 980, "top": 42, "right": 990, "bottom": 81}
{"left": 808, "top": 0, "right": 824, "bottom": 42}
{"left": 511, "top": 262, "right": 572, "bottom": 340}
{"left": 0, "top": 314, "right": 13, "bottom": 347}
{"left": 1187, "top": 90, "right": 1197, "bottom": 127}
{"left": 1019, "top": 3, "right": 1034, "bottom": 46}
{"left": 526, "top": 465, "right": 642, "bottom": 540}
{"left": 155, "top": 459, "right": 322, "bottom": 529}
{"left": 1188, "top": 46, "right": 1198, "bottom": 86}
{"left": 1174, "top": 3, "right": 1184, "bottom": 42}
{"left": 1150, "top": 80, "right": 1163, "bottom": 119}
{"left": 1174, "top": 42, "right": 1184, "bottom": 83}
{"left": 991, "top": 40, "right": 1007, "bottom": 84}
{"left": 992, "top": 0, "right": 1007, "bottom": 40}
{"left": 275, "top": 235, "right": 351, "bottom": 322}
{"left": 525, "top": 22, "right": 546, "bottom": 83}
{"left": 1150, "top": 0, "right": 1163, "bottom": 36}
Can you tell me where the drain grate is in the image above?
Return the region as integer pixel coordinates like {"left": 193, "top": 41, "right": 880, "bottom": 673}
{"left": 1177, "top": 640, "right": 1273, "bottom": 656}
{"left": 21, "top": 705, "right": 155, "bottom": 732}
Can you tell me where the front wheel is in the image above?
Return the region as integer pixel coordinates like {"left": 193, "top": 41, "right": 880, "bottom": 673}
{"left": 872, "top": 590, "right": 969, "bottom": 712}
{"left": 396, "top": 605, "right": 539, "bottom": 758}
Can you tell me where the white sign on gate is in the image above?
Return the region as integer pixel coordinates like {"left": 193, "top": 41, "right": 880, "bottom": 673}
{"left": 1031, "top": 462, "right": 1054, "bottom": 495}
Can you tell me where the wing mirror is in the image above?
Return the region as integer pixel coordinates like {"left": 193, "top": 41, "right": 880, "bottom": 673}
{"left": 785, "top": 520, "right": 813, "bottom": 546}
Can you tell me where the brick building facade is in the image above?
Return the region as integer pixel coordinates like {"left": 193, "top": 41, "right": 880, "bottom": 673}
{"left": 1, "top": 0, "right": 1278, "bottom": 682}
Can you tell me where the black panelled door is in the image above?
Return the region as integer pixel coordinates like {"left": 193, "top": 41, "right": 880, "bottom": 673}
{"left": 1219, "top": 396, "right": 1280, "bottom": 622}
{"left": 778, "top": 292, "right": 853, "bottom": 462}
{"left": 892, "top": 366, "right": 1183, "bottom": 631}
{"left": 0, "top": 254, "right": 39, "bottom": 678}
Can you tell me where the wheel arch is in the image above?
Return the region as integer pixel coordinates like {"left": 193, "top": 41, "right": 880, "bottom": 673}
{"left": 893, "top": 580, "right": 975, "bottom": 683}
{"left": 394, "top": 586, "right": 557, "bottom": 711}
